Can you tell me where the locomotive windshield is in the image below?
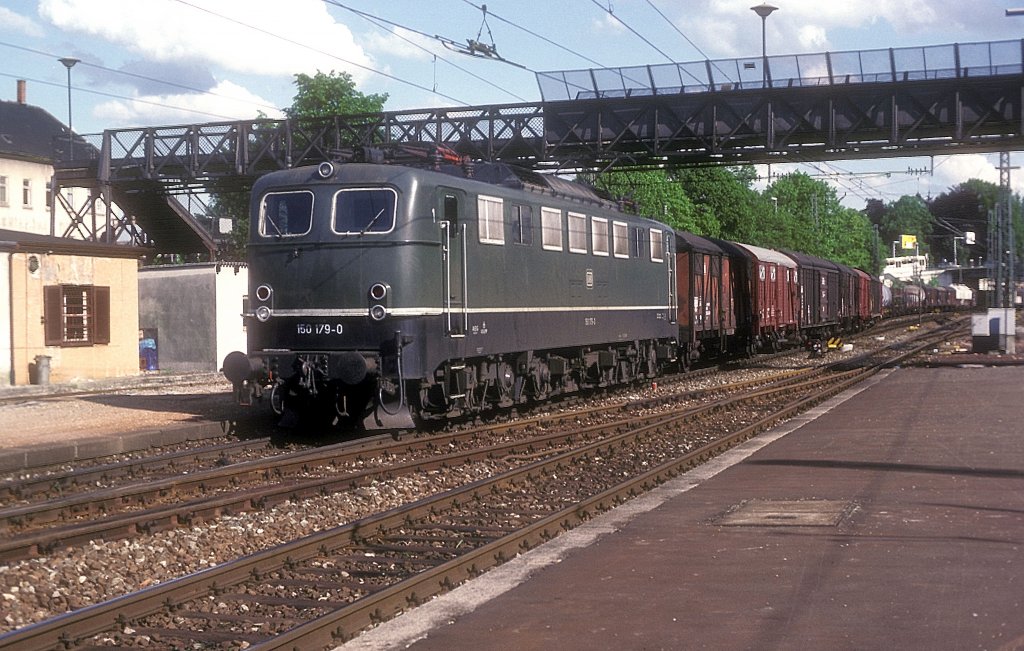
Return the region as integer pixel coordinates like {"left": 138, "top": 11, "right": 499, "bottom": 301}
{"left": 332, "top": 188, "right": 397, "bottom": 235}
{"left": 259, "top": 191, "right": 313, "bottom": 237}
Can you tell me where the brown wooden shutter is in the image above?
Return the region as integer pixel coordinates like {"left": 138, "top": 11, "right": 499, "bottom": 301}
{"left": 93, "top": 286, "right": 111, "bottom": 344}
{"left": 43, "top": 285, "right": 62, "bottom": 345}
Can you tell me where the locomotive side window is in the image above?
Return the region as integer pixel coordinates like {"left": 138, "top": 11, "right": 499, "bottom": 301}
{"left": 260, "top": 191, "right": 313, "bottom": 237}
{"left": 591, "top": 217, "right": 609, "bottom": 256}
{"left": 511, "top": 204, "right": 533, "bottom": 245}
{"left": 650, "top": 229, "right": 664, "bottom": 262}
{"left": 541, "top": 207, "right": 563, "bottom": 251}
{"left": 332, "top": 188, "right": 397, "bottom": 235}
{"left": 568, "top": 212, "right": 587, "bottom": 254}
{"left": 612, "top": 221, "right": 629, "bottom": 258}
{"left": 477, "top": 194, "right": 505, "bottom": 245}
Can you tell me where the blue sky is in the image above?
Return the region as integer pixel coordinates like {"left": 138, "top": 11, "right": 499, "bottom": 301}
{"left": 2, "top": 0, "right": 1024, "bottom": 208}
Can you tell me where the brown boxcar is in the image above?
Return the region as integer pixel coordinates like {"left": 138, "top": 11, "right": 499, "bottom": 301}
{"left": 784, "top": 250, "right": 841, "bottom": 339}
{"left": 674, "top": 232, "right": 737, "bottom": 368}
{"left": 853, "top": 268, "right": 882, "bottom": 327}
{"left": 835, "top": 262, "right": 859, "bottom": 330}
{"left": 726, "top": 241, "right": 799, "bottom": 353}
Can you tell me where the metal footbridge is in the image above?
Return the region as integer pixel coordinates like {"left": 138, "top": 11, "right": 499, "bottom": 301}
{"left": 53, "top": 38, "right": 1024, "bottom": 256}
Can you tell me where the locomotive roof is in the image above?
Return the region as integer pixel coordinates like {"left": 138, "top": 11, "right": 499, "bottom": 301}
{"left": 257, "top": 161, "right": 625, "bottom": 212}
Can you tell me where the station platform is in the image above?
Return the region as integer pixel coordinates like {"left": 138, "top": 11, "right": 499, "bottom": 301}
{"left": 341, "top": 365, "right": 1024, "bottom": 651}
{"left": 0, "top": 372, "right": 243, "bottom": 472}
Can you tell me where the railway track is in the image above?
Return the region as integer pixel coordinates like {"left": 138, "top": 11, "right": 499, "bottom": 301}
{"left": 4, "top": 306, "right": 926, "bottom": 558}
{"left": 0, "top": 363, "right": 808, "bottom": 561}
{"left": 0, "top": 318, "right": 961, "bottom": 650}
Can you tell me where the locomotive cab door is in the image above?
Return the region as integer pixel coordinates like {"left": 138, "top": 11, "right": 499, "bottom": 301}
{"left": 437, "top": 188, "right": 468, "bottom": 337}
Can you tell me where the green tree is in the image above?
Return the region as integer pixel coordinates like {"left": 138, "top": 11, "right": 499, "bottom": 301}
{"left": 286, "top": 70, "right": 388, "bottom": 120}
{"left": 590, "top": 169, "right": 715, "bottom": 234}
{"left": 831, "top": 207, "right": 876, "bottom": 271}
{"left": 927, "top": 181, "right": 989, "bottom": 266}
{"left": 765, "top": 172, "right": 831, "bottom": 255}
{"left": 671, "top": 166, "right": 761, "bottom": 242}
{"left": 880, "top": 195, "right": 933, "bottom": 258}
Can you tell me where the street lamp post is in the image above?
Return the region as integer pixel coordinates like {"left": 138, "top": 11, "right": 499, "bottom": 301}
{"left": 750, "top": 3, "right": 778, "bottom": 88}
{"left": 58, "top": 57, "right": 79, "bottom": 159}
{"left": 953, "top": 235, "right": 965, "bottom": 284}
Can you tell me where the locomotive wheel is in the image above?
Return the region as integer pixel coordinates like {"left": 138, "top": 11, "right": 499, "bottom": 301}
{"left": 269, "top": 383, "right": 286, "bottom": 415}
{"left": 495, "top": 361, "right": 514, "bottom": 407}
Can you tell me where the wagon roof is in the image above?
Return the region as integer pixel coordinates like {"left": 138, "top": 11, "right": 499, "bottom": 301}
{"left": 732, "top": 242, "right": 797, "bottom": 268}
{"left": 674, "top": 231, "right": 726, "bottom": 254}
{"left": 782, "top": 249, "right": 839, "bottom": 271}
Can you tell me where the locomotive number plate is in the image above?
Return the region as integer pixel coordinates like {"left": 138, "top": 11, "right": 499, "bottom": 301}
{"left": 297, "top": 323, "right": 344, "bottom": 335}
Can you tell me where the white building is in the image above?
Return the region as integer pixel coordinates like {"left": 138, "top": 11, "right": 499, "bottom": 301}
{"left": 0, "top": 80, "right": 68, "bottom": 236}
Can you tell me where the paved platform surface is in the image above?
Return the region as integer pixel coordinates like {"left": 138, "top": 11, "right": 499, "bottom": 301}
{"left": 0, "top": 372, "right": 247, "bottom": 472}
{"left": 341, "top": 366, "right": 1024, "bottom": 651}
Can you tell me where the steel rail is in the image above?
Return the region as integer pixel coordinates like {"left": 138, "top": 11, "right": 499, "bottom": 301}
{"left": 0, "top": 363, "right": 812, "bottom": 561}
{"left": 0, "top": 317, "right": 959, "bottom": 561}
{"left": 0, "top": 325, "right": 949, "bottom": 651}
{"left": 260, "top": 325, "right": 962, "bottom": 649}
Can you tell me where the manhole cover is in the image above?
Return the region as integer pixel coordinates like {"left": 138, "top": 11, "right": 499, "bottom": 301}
{"left": 717, "top": 500, "right": 853, "bottom": 527}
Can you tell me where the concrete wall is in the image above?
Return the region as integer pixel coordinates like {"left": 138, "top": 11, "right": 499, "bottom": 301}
{"left": 139, "top": 263, "right": 247, "bottom": 373}
{"left": 8, "top": 250, "right": 139, "bottom": 385}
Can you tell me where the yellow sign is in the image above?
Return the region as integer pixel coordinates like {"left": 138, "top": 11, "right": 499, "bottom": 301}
{"left": 901, "top": 234, "right": 917, "bottom": 250}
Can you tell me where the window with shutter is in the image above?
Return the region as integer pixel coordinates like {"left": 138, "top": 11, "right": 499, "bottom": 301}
{"left": 94, "top": 286, "right": 111, "bottom": 344}
{"left": 43, "top": 285, "right": 62, "bottom": 345}
{"left": 41, "top": 285, "right": 112, "bottom": 346}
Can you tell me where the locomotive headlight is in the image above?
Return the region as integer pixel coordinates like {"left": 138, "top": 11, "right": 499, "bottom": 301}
{"left": 369, "top": 283, "right": 389, "bottom": 301}
{"left": 317, "top": 161, "right": 335, "bottom": 178}
{"left": 368, "top": 282, "right": 389, "bottom": 321}
{"left": 369, "top": 304, "right": 388, "bottom": 321}
{"left": 255, "top": 305, "right": 272, "bottom": 322}
{"left": 255, "top": 284, "right": 273, "bottom": 302}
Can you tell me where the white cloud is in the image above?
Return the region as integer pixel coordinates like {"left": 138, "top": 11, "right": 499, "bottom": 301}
{"left": 690, "top": 0, "right": 983, "bottom": 58}
{"left": 591, "top": 12, "right": 627, "bottom": 34}
{"left": 0, "top": 7, "right": 44, "bottom": 37}
{"left": 38, "top": 0, "right": 376, "bottom": 83}
{"left": 934, "top": 154, "right": 999, "bottom": 188}
{"left": 364, "top": 26, "right": 438, "bottom": 62}
{"left": 796, "top": 25, "right": 828, "bottom": 51}
{"left": 92, "top": 79, "right": 285, "bottom": 128}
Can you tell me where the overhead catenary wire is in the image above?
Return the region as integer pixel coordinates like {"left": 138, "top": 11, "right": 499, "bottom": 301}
{"left": 0, "top": 70, "right": 245, "bottom": 122}
{"left": 589, "top": 0, "right": 677, "bottom": 65}
{"left": 323, "top": 0, "right": 531, "bottom": 101}
{"left": 458, "top": 0, "right": 610, "bottom": 69}
{"left": 642, "top": 0, "right": 735, "bottom": 84}
{"left": 0, "top": 40, "right": 283, "bottom": 118}
{"left": 171, "top": 0, "right": 470, "bottom": 106}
